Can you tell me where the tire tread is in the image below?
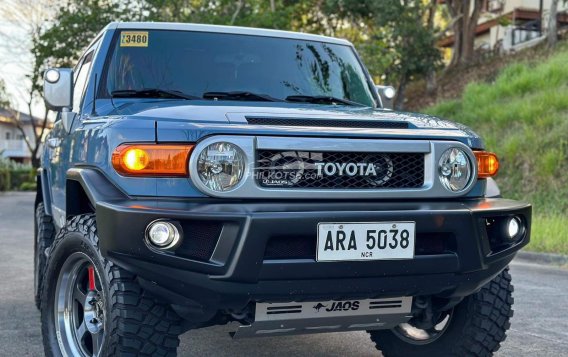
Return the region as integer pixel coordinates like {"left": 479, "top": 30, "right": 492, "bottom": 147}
{"left": 34, "top": 202, "right": 55, "bottom": 309}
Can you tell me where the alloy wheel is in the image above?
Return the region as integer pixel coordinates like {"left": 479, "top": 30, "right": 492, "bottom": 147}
{"left": 392, "top": 310, "right": 453, "bottom": 345}
{"left": 54, "top": 252, "right": 105, "bottom": 356}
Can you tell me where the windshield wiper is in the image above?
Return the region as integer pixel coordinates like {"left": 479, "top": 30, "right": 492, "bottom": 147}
{"left": 111, "top": 88, "right": 200, "bottom": 100}
{"left": 285, "top": 95, "right": 363, "bottom": 106}
{"left": 202, "top": 91, "right": 282, "bottom": 102}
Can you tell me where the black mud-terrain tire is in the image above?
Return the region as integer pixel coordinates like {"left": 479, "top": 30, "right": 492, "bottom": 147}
{"left": 34, "top": 202, "right": 55, "bottom": 309}
{"left": 369, "top": 268, "right": 514, "bottom": 357}
{"left": 41, "top": 214, "right": 182, "bottom": 356}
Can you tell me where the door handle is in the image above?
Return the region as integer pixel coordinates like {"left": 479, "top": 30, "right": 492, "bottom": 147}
{"left": 47, "top": 138, "right": 61, "bottom": 148}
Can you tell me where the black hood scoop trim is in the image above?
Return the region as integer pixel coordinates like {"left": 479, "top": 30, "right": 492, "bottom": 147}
{"left": 245, "top": 116, "right": 410, "bottom": 129}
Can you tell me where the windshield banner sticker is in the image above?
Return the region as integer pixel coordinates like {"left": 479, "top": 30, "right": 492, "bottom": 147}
{"left": 120, "top": 31, "right": 149, "bottom": 47}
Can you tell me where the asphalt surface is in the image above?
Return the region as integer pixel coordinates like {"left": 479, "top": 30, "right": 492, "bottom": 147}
{"left": 1, "top": 192, "right": 567, "bottom": 356}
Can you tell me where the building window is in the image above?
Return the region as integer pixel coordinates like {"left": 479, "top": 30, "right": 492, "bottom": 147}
{"left": 5, "top": 132, "right": 10, "bottom": 140}
{"left": 18, "top": 135, "right": 24, "bottom": 140}
{"left": 488, "top": 0, "right": 503, "bottom": 13}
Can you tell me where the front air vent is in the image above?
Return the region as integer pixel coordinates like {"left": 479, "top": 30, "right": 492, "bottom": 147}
{"left": 246, "top": 117, "right": 409, "bottom": 129}
{"left": 369, "top": 300, "right": 404, "bottom": 309}
{"left": 266, "top": 305, "right": 303, "bottom": 315}
{"left": 175, "top": 220, "right": 223, "bottom": 261}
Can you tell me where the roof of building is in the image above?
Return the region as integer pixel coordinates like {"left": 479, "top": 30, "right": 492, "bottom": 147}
{"left": 439, "top": 7, "right": 568, "bottom": 48}
{"left": 105, "top": 22, "right": 353, "bottom": 46}
{"left": 0, "top": 107, "right": 48, "bottom": 127}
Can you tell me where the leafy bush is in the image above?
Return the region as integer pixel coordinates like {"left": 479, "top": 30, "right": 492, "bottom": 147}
{"left": 19, "top": 181, "right": 37, "bottom": 191}
{"left": 0, "top": 156, "right": 36, "bottom": 192}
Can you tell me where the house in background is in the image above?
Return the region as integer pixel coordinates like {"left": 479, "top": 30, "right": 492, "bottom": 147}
{"left": 440, "top": 0, "right": 568, "bottom": 54}
{"left": 0, "top": 107, "right": 51, "bottom": 164}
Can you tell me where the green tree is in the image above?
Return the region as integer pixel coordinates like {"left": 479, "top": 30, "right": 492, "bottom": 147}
{"left": 321, "top": 0, "right": 442, "bottom": 109}
{"left": 445, "top": 0, "right": 484, "bottom": 66}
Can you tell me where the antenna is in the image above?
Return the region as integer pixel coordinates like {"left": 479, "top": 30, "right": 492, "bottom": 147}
{"left": 91, "top": 73, "right": 98, "bottom": 116}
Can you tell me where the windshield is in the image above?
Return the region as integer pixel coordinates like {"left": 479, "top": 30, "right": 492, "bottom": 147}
{"left": 102, "top": 30, "right": 376, "bottom": 107}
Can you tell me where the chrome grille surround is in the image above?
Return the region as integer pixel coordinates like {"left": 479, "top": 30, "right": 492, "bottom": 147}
{"left": 188, "top": 135, "right": 478, "bottom": 199}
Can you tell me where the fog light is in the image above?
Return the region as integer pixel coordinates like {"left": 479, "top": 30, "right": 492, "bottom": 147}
{"left": 507, "top": 217, "right": 521, "bottom": 240}
{"left": 146, "top": 221, "right": 180, "bottom": 249}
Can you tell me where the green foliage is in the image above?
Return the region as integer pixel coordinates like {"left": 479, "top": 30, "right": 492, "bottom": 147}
{"left": 0, "top": 157, "right": 35, "bottom": 192}
{"left": 0, "top": 156, "right": 31, "bottom": 170}
{"left": 426, "top": 44, "right": 568, "bottom": 253}
{"left": 530, "top": 214, "right": 568, "bottom": 254}
{"left": 366, "top": 1, "right": 442, "bottom": 83}
{"left": 19, "top": 181, "right": 37, "bottom": 191}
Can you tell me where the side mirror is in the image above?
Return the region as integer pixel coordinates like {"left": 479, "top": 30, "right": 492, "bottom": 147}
{"left": 44, "top": 68, "right": 73, "bottom": 110}
{"left": 375, "top": 85, "right": 396, "bottom": 110}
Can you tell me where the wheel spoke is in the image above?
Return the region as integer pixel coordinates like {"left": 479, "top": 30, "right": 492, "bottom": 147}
{"left": 73, "top": 284, "right": 87, "bottom": 306}
{"left": 76, "top": 321, "right": 88, "bottom": 341}
{"left": 92, "top": 331, "right": 103, "bottom": 355}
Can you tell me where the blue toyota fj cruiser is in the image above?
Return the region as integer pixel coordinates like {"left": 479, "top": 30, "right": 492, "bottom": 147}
{"left": 35, "top": 22, "right": 531, "bottom": 357}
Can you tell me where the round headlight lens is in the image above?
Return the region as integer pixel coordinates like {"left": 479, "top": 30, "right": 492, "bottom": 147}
{"left": 438, "top": 148, "right": 472, "bottom": 192}
{"left": 197, "top": 142, "right": 245, "bottom": 192}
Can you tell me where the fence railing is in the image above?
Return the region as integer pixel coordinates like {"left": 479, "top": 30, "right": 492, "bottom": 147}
{"left": 0, "top": 140, "right": 30, "bottom": 158}
{"left": 511, "top": 19, "right": 542, "bottom": 47}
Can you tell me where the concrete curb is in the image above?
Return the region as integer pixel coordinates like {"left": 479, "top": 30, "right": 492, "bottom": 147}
{"left": 516, "top": 251, "right": 568, "bottom": 267}
{"left": 0, "top": 191, "right": 35, "bottom": 196}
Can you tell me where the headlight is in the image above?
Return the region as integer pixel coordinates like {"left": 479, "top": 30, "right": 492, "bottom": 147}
{"left": 196, "top": 142, "right": 245, "bottom": 192}
{"left": 438, "top": 148, "right": 472, "bottom": 192}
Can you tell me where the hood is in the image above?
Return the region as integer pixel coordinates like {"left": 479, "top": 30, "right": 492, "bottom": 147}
{"left": 101, "top": 100, "right": 483, "bottom": 148}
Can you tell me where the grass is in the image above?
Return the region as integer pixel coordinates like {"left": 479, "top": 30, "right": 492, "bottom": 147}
{"left": 425, "top": 43, "right": 568, "bottom": 255}
{"left": 531, "top": 215, "right": 568, "bottom": 254}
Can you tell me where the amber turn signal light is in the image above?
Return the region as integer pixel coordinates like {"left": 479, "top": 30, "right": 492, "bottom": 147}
{"left": 474, "top": 151, "right": 499, "bottom": 178}
{"left": 112, "top": 144, "right": 194, "bottom": 176}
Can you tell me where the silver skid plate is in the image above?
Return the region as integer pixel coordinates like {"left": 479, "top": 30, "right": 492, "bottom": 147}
{"left": 232, "top": 297, "right": 412, "bottom": 339}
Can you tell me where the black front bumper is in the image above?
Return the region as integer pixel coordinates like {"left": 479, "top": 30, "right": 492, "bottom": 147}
{"left": 96, "top": 196, "right": 531, "bottom": 317}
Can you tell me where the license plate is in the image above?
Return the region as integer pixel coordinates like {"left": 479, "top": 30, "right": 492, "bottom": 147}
{"left": 317, "top": 222, "right": 415, "bottom": 262}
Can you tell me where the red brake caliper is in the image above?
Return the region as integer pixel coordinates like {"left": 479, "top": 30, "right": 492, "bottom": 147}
{"left": 88, "top": 266, "right": 96, "bottom": 291}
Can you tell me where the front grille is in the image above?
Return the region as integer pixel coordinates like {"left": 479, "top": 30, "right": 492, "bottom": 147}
{"left": 264, "top": 235, "right": 316, "bottom": 260}
{"left": 256, "top": 150, "right": 424, "bottom": 189}
{"left": 246, "top": 117, "right": 409, "bottom": 129}
{"left": 264, "top": 233, "right": 456, "bottom": 260}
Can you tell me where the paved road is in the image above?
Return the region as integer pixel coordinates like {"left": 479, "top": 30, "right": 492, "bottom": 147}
{"left": 1, "top": 192, "right": 566, "bottom": 356}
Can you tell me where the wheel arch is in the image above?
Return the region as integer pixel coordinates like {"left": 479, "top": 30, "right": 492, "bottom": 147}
{"left": 65, "top": 168, "right": 127, "bottom": 219}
